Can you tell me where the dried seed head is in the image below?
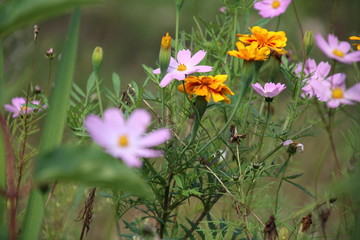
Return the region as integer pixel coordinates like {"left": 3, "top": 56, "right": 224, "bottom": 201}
{"left": 300, "top": 214, "right": 312, "bottom": 232}
{"left": 264, "top": 215, "right": 278, "bottom": 240}
{"left": 229, "top": 125, "right": 246, "bottom": 144}
{"left": 34, "top": 25, "right": 40, "bottom": 40}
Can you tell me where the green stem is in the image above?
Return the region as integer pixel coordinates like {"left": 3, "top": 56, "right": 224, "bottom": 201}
{"left": 251, "top": 101, "right": 271, "bottom": 162}
{"left": 275, "top": 15, "right": 281, "bottom": 31}
{"left": 292, "top": 0, "right": 304, "bottom": 39}
{"left": 175, "top": 6, "right": 180, "bottom": 54}
{"left": 94, "top": 69, "right": 103, "bottom": 116}
{"left": 161, "top": 87, "right": 166, "bottom": 127}
{"left": 45, "top": 60, "right": 53, "bottom": 96}
{"left": 274, "top": 154, "right": 291, "bottom": 215}
{"left": 196, "top": 61, "right": 255, "bottom": 154}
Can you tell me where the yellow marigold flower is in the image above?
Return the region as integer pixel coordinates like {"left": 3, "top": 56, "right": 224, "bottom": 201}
{"left": 227, "top": 41, "right": 270, "bottom": 61}
{"left": 178, "top": 75, "right": 235, "bottom": 104}
{"left": 237, "top": 26, "right": 287, "bottom": 54}
{"left": 349, "top": 36, "right": 360, "bottom": 50}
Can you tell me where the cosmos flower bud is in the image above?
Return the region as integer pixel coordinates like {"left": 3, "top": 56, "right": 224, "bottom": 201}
{"left": 303, "top": 30, "right": 314, "bottom": 55}
{"left": 92, "top": 46, "right": 103, "bottom": 72}
{"left": 45, "top": 48, "right": 55, "bottom": 60}
{"left": 159, "top": 32, "right": 172, "bottom": 75}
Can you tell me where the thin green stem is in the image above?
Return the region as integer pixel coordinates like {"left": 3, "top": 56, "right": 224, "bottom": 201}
{"left": 292, "top": 0, "right": 304, "bottom": 39}
{"left": 275, "top": 15, "right": 281, "bottom": 31}
{"left": 274, "top": 154, "right": 291, "bottom": 215}
{"left": 94, "top": 70, "right": 103, "bottom": 116}
{"left": 330, "top": 0, "right": 338, "bottom": 33}
{"left": 161, "top": 87, "right": 166, "bottom": 127}
{"left": 175, "top": 5, "right": 180, "bottom": 54}
{"left": 251, "top": 101, "right": 271, "bottom": 162}
{"left": 45, "top": 60, "right": 53, "bottom": 96}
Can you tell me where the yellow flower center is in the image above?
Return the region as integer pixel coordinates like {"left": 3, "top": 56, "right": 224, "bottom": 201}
{"left": 333, "top": 49, "right": 344, "bottom": 57}
{"left": 332, "top": 88, "right": 344, "bottom": 99}
{"left": 118, "top": 135, "right": 129, "bottom": 147}
{"left": 272, "top": 0, "right": 280, "bottom": 9}
{"left": 20, "top": 106, "right": 29, "bottom": 112}
{"left": 177, "top": 64, "right": 187, "bottom": 71}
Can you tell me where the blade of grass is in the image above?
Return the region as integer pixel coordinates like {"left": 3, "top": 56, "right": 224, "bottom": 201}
{"left": 20, "top": 8, "right": 81, "bottom": 240}
{"left": 0, "top": 40, "right": 6, "bottom": 234}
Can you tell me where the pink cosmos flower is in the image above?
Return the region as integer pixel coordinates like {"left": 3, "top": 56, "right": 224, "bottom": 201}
{"left": 251, "top": 82, "right": 286, "bottom": 98}
{"left": 254, "top": 0, "right": 292, "bottom": 18}
{"left": 310, "top": 74, "right": 360, "bottom": 108}
{"left": 316, "top": 34, "right": 360, "bottom": 64}
{"left": 85, "top": 108, "right": 171, "bottom": 168}
{"left": 295, "top": 58, "right": 331, "bottom": 98}
{"left": 4, "top": 97, "right": 44, "bottom": 118}
{"left": 283, "top": 139, "right": 304, "bottom": 153}
{"left": 153, "top": 49, "right": 213, "bottom": 87}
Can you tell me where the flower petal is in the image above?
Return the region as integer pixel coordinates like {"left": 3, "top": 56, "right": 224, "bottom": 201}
{"left": 177, "top": 49, "right": 191, "bottom": 63}
{"left": 187, "top": 50, "right": 206, "bottom": 67}
{"left": 138, "top": 128, "right": 171, "bottom": 147}
{"left": 127, "top": 109, "right": 151, "bottom": 135}
{"left": 103, "top": 108, "right": 125, "bottom": 128}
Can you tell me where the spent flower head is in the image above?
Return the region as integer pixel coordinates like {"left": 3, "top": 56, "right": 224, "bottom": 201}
{"left": 153, "top": 49, "right": 213, "bottom": 88}
{"left": 283, "top": 140, "right": 304, "bottom": 154}
{"left": 251, "top": 82, "right": 286, "bottom": 100}
{"left": 4, "top": 97, "right": 45, "bottom": 118}
{"left": 178, "top": 75, "right": 234, "bottom": 104}
{"left": 228, "top": 42, "right": 270, "bottom": 61}
{"left": 316, "top": 34, "right": 360, "bottom": 64}
{"left": 254, "top": 0, "right": 291, "bottom": 18}
{"left": 85, "top": 108, "right": 171, "bottom": 168}
{"left": 237, "top": 26, "right": 287, "bottom": 54}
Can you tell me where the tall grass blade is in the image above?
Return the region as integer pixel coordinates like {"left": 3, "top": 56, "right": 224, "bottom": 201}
{"left": 20, "top": 8, "right": 81, "bottom": 240}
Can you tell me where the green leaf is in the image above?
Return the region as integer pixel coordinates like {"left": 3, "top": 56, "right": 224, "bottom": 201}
{"left": 86, "top": 72, "right": 96, "bottom": 96}
{"left": 253, "top": 18, "right": 271, "bottom": 28}
{"left": 284, "top": 179, "right": 316, "bottom": 199}
{"left": 0, "top": 0, "right": 98, "bottom": 38}
{"left": 284, "top": 173, "right": 303, "bottom": 179}
{"left": 34, "top": 146, "right": 153, "bottom": 199}
{"left": 112, "top": 72, "right": 121, "bottom": 98}
{"left": 173, "top": 175, "right": 183, "bottom": 189}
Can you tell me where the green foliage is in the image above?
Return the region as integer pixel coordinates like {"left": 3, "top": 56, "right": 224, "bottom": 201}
{"left": 34, "top": 146, "right": 153, "bottom": 199}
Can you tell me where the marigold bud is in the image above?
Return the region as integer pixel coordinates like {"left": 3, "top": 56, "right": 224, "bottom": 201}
{"left": 159, "top": 32, "right": 172, "bottom": 74}
{"left": 92, "top": 46, "right": 103, "bottom": 71}
{"left": 303, "top": 31, "right": 313, "bottom": 55}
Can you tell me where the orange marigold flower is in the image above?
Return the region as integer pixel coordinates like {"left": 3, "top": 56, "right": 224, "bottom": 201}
{"left": 227, "top": 41, "right": 270, "bottom": 61}
{"left": 161, "top": 32, "right": 172, "bottom": 50}
{"left": 178, "top": 75, "right": 235, "bottom": 104}
{"left": 237, "top": 26, "right": 287, "bottom": 54}
{"left": 349, "top": 36, "right": 360, "bottom": 50}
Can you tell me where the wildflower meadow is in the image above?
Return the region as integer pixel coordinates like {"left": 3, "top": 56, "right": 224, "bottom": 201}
{"left": 1, "top": 0, "right": 360, "bottom": 239}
